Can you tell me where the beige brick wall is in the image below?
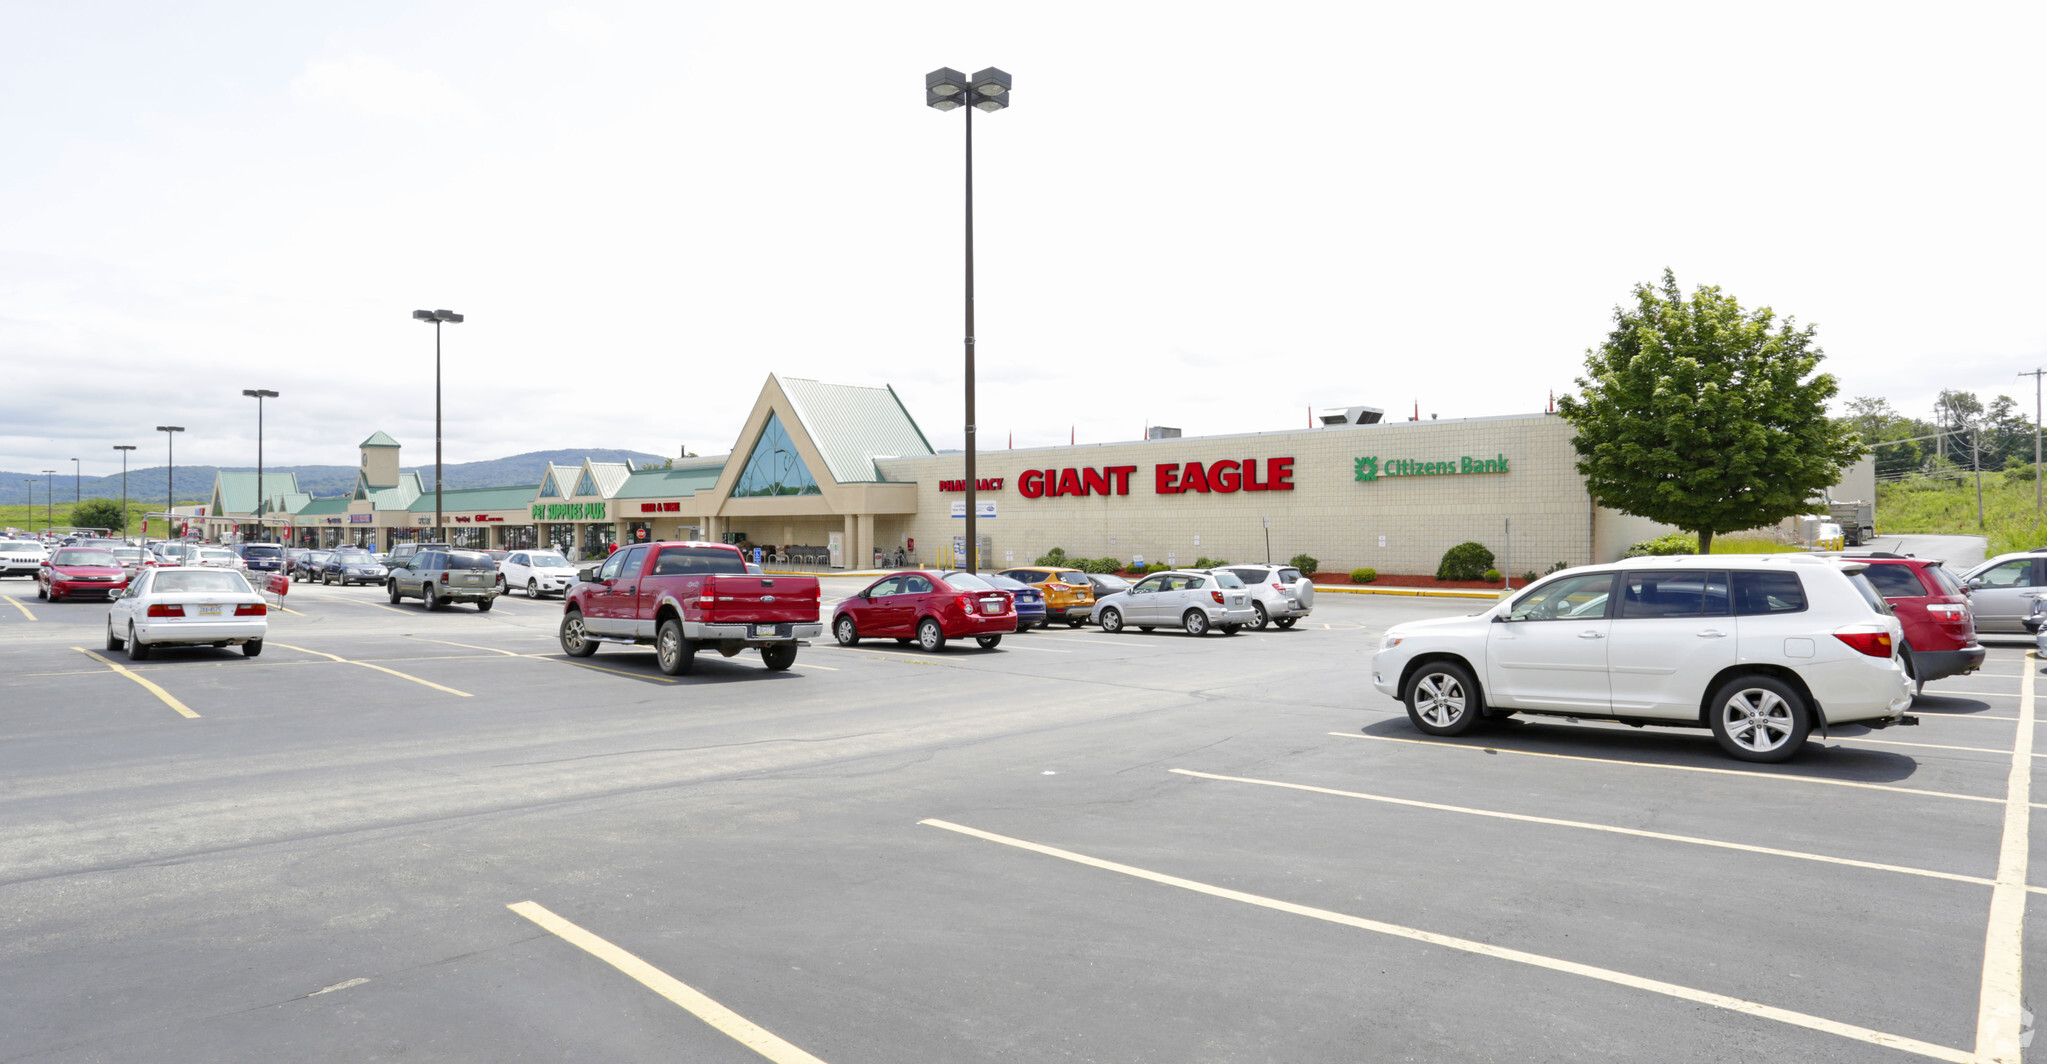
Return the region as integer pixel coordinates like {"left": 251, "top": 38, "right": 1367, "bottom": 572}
{"left": 875, "top": 413, "right": 1601, "bottom": 577}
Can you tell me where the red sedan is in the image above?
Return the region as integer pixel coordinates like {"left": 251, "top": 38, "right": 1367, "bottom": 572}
{"left": 830, "top": 569, "right": 1015, "bottom": 651}
{"left": 39, "top": 547, "right": 131, "bottom": 602}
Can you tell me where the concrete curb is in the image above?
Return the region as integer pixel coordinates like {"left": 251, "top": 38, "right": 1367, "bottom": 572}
{"left": 1311, "top": 583, "right": 1504, "bottom": 600}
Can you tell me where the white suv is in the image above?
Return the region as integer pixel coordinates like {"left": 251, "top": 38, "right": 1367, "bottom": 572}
{"left": 500, "top": 549, "right": 579, "bottom": 598}
{"left": 1370, "top": 554, "right": 1916, "bottom": 762}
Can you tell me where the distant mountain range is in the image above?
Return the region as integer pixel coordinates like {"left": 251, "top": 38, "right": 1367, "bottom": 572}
{"left": 0, "top": 448, "right": 670, "bottom": 507}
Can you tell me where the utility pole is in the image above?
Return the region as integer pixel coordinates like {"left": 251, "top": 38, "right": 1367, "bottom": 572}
{"left": 2023, "top": 368, "right": 2045, "bottom": 514}
{"left": 1974, "top": 425, "right": 1985, "bottom": 529}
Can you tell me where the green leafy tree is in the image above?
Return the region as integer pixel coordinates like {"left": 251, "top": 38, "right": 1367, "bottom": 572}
{"left": 1557, "top": 270, "right": 1863, "bottom": 553}
{"left": 1841, "top": 396, "right": 1931, "bottom": 479}
{"left": 70, "top": 498, "right": 126, "bottom": 533}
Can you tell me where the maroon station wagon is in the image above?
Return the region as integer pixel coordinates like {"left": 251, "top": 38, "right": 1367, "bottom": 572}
{"left": 830, "top": 569, "right": 1016, "bottom": 651}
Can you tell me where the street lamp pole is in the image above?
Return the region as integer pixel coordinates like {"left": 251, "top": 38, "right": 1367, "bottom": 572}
{"left": 411, "top": 309, "right": 464, "bottom": 540}
{"left": 242, "top": 389, "right": 279, "bottom": 542}
{"left": 114, "top": 445, "right": 136, "bottom": 538}
{"left": 72, "top": 458, "right": 79, "bottom": 507}
{"left": 925, "top": 66, "right": 1010, "bottom": 573}
{"left": 42, "top": 469, "right": 55, "bottom": 533}
{"left": 24, "top": 479, "right": 35, "bottom": 534}
{"left": 157, "top": 426, "right": 184, "bottom": 538}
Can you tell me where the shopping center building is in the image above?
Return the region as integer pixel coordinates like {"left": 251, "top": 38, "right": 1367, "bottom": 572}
{"left": 206, "top": 374, "right": 1873, "bottom": 576}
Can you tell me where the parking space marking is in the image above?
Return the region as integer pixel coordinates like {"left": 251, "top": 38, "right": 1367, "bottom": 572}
{"left": 1331, "top": 733, "right": 2006, "bottom": 805}
{"left": 791, "top": 662, "right": 838, "bottom": 671}
{"left": 538, "top": 656, "right": 681, "bottom": 684}
{"left": 5, "top": 596, "right": 36, "bottom": 620}
{"left": 507, "top": 901, "right": 829, "bottom": 1064}
{"left": 267, "top": 643, "right": 472, "bottom": 697}
{"left": 1169, "top": 768, "right": 2000, "bottom": 888}
{"left": 993, "top": 644, "right": 1071, "bottom": 653}
{"left": 1823, "top": 736, "right": 2013, "bottom": 756}
{"left": 919, "top": 819, "right": 1976, "bottom": 1063}
{"left": 406, "top": 635, "right": 521, "bottom": 656}
{"left": 73, "top": 648, "right": 199, "bottom": 718}
{"left": 1973, "top": 653, "right": 2034, "bottom": 1063}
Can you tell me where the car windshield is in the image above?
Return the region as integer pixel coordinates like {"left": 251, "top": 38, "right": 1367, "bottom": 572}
{"left": 1054, "top": 571, "right": 1086, "bottom": 584}
{"left": 332, "top": 551, "right": 370, "bottom": 561}
{"left": 242, "top": 545, "right": 282, "bottom": 557}
{"left": 52, "top": 549, "right": 117, "bottom": 566}
{"left": 529, "top": 552, "right": 569, "bottom": 567}
{"left": 111, "top": 548, "right": 146, "bottom": 560}
{"left": 445, "top": 552, "right": 497, "bottom": 570}
{"left": 153, "top": 570, "right": 252, "bottom": 594}
{"left": 943, "top": 572, "right": 997, "bottom": 591}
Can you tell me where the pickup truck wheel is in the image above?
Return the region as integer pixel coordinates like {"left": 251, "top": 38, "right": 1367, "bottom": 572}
{"left": 476, "top": 597, "right": 494, "bottom": 612}
{"left": 761, "top": 645, "right": 796, "bottom": 671}
{"left": 1097, "top": 608, "right": 1123, "bottom": 633}
{"left": 1709, "top": 676, "right": 1810, "bottom": 763}
{"left": 917, "top": 617, "right": 947, "bottom": 651}
{"left": 387, "top": 580, "right": 400, "bottom": 604}
{"left": 834, "top": 615, "right": 859, "bottom": 646}
{"left": 1183, "top": 610, "right": 1211, "bottom": 636}
{"left": 1274, "top": 616, "right": 1298, "bottom": 630}
{"left": 1250, "top": 602, "right": 1270, "bottom": 630}
{"left": 975, "top": 634, "right": 1002, "bottom": 649}
{"left": 656, "top": 618, "right": 695, "bottom": 675}
{"left": 559, "top": 611, "right": 598, "bottom": 657}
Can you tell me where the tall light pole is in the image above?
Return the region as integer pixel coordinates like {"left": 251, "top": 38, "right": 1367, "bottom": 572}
{"left": 411, "top": 309, "right": 464, "bottom": 539}
{"left": 242, "top": 389, "right": 279, "bottom": 542}
{"left": 925, "top": 65, "right": 1010, "bottom": 573}
{"left": 157, "top": 426, "right": 184, "bottom": 537}
{"left": 24, "top": 478, "right": 36, "bottom": 534}
{"left": 42, "top": 469, "right": 55, "bottom": 533}
{"left": 114, "top": 445, "right": 136, "bottom": 538}
{"left": 71, "top": 458, "right": 80, "bottom": 507}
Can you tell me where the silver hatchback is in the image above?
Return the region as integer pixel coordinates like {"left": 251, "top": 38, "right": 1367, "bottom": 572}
{"left": 1093, "top": 569, "right": 1258, "bottom": 636}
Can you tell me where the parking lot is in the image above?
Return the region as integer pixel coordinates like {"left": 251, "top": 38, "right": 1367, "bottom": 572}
{"left": 1, "top": 573, "right": 2040, "bottom": 1063}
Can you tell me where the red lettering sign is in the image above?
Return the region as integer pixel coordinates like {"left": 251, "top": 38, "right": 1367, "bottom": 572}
{"left": 1211, "top": 459, "right": 1241, "bottom": 492}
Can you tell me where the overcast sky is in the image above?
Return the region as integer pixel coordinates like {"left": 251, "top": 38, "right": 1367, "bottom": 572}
{"left": 6, "top": 1, "right": 2045, "bottom": 478}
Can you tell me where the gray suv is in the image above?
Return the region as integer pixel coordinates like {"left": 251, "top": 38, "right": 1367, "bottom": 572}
{"left": 388, "top": 549, "right": 500, "bottom": 611}
{"left": 1215, "top": 564, "right": 1315, "bottom": 630}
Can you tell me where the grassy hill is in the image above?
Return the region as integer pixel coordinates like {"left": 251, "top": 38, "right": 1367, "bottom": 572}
{"left": 1876, "top": 472, "right": 2047, "bottom": 555}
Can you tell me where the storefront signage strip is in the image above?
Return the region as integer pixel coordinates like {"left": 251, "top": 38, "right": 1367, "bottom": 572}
{"left": 1016, "top": 459, "right": 1294, "bottom": 499}
{"left": 532, "top": 502, "right": 608, "bottom": 521}
{"left": 1354, "top": 454, "right": 1509, "bottom": 483}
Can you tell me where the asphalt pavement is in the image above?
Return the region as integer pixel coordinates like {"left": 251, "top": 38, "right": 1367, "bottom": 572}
{"left": 1, "top": 572, "right": 2040, "bottom": 1063}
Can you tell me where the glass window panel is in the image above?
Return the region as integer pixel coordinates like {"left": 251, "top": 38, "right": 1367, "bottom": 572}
{"left": 730, "top": 413, "right": 823, "bottom": 497}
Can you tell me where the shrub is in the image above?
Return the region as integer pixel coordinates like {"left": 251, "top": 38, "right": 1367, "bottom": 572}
{"left": 1483, "top": 568, "right": 1503, "bottom": 582}
{"left": 1077, "top": 557, "right": 1120, "bottom": 574}
{"left": 1350, "top": 567, "right": 1377, "bottom": 583}
{"left": 1546, "top": 560, "right": 1570, "bottom": 575}
{"left": 1288, "top": 554, "right": 1319, "bottom": 577}
{"left": 1192, "top": 556, "right": 1229, "bottom": 569}
{"left": 1035, "top": 547, "right": 1070, "bottom": 566}
{"left": 1622, "top": 531, "right": 1700, "bottom": 558}
{"left": 1436, "top": 541, "right": 1495, "bottom": 581}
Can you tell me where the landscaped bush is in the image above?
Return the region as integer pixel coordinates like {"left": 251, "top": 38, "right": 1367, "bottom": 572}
{"left": 1483, "top": 568, "right": 1503, "bottom": 582}
{"left": 1035, "top": 547, "right": 1071, "bottom": 566}
{"left": 1350, "top": 567, "right": 1377, "bottom": 583}
{"left": 1435, "top": 541, "right": 1495, "bottom": 581}
{"left": 1288, "top": 554, "right": 1319, "bottom": 577}
{"left": 1192, "top": 556, "right": 1230, "bottom": 569}
{"left": 1077, "top": 557, "right": 1121, "bottom": 574}
{"left": 1622, "top": 531, "right": 1700, "bottom": 557}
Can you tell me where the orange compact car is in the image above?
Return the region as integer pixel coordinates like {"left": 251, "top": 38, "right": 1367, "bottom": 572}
{"left": 997, "top": 566, "right": 1096, "bottom": 627}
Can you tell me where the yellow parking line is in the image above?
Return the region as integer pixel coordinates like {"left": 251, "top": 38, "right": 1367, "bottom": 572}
{"left": 4, "top": 595, "right": 35, "bottom": 620}
{"left": 1170, "top": 768, "right": 1996, "bottom": 888}
{"left": 408, "top": 636, "right": 521, "bottom": 656}
{"left": 74, "top": 648, "right": 199, "bottom": 718}
{"left": 920, "top": 819, "right": 1975, "bottom": 1064}
{"left": 1330, "top": 733, "right": 2005, "bottom": 805}
{"left": 508, "top": 901, "right": 830, "bottom": 1064}
{"left": 1973, "top": 651, "right": 2035, "bottom": 1061}
{"left": 268, "top": 643, "right": 471, "bottom": 697}
{"left": 791, "top": 662, "right": 838, "bottom": 671}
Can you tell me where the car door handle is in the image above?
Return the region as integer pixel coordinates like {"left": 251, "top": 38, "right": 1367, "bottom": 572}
{"left": 1697, "top": 629, "right": 1728, "bottom": 638}
{"left": 1578, "top": 630, "right": 1604, "bottom": 639}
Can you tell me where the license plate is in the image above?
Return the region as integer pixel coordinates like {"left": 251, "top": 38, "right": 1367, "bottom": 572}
{"left": 982, "top": 602, "right": 1001, "bottom": 614}
{"left": 196, "top": 604, "right": 222, "bottom": 617}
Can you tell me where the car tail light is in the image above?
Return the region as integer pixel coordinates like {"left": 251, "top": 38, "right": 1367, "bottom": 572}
{"left": 440, "top": 572, "right": 450, "bottom": 584}
{"left": 1927, "top": 603, "right": 1968, "bottom": 620}
{"left": 235, "top": 603, "right": 267, "bottom": 616}
{"left": 1834, "top": 631, "right": 1894, "bottom": 658}
{"left": 1211, "top": 591, "right": 1226, "bottom": 604}
{"left": 1273, "top": 583, "right": 1285, "bottom": 592}
{"left": 146, "top": 604, "right": 184, "bottom": 617}
{"left": 956, "top": 594, "right": 977, "bottom": 612}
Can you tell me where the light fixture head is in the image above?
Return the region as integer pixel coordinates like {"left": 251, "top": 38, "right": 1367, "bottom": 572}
{"left": 971, "top": 94, "right": 1007, "bottom": 113}
{"left": 969, "top": 67, "right": 1010, "bottom": 96}
{"left": 926, "top": 89, "right": 962, "bottom": 111}
{"left": 926, "top": 67, "right": 968, "bottom": 97}
{"left": 412, "top": 309, "right": 436, "bottom": 321}
{"left": 157, "top": 425, "right": 184, "bottom": 433}
{"left": 434, "top": 309, "right": 463, "bottom": 323}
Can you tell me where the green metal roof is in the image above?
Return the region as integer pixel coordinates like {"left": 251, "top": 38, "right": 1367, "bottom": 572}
{"left": 296, "top": 496, "right": 352, "bottom": 516}
{"left": 212, "top": 471, "right": 303, "bottom": 515}
{"left": 361, "top": 472, "right": 424, "bottom": 510}
{"left": 407, "top": 484, "right": 541, "bottom": 513}
{"left": 613, "top": 465, "right": 724, "bottom": 499}
{"left": 360, "top": 431, "right": 401, "bottom": 448}
{"left": 776, "top": 376, "right": 933, "bottom": 484}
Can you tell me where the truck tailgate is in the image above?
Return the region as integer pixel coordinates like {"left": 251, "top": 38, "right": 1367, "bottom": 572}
{"left": 701, "top": 576, "right": 820, "bottom": 623}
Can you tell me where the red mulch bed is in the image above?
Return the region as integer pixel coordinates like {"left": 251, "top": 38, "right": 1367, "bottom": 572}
{"left": 1111, "top": 569, "right": 1528, "bottom": 590}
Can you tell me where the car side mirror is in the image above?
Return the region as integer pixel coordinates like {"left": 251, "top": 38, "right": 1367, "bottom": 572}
{"left": 1967, "top": 577, "right": 1983, "bottom": 589}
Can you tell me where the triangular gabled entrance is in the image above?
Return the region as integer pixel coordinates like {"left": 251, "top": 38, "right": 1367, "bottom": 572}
{"left": 574, "top": 468, "right": 599, "bottom": 497}
{"left": 731, "top": 412, "right": 822, "bottom": 497}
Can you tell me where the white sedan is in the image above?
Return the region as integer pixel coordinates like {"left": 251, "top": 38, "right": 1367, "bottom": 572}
{"left": 106, "top": 567, "right": 269, "bottom": 660}
{"left": 501, "top": 549, "right": 579, "bottom": 598}
{"left": 191, "top": 546, "right": 246, "bottom": 570}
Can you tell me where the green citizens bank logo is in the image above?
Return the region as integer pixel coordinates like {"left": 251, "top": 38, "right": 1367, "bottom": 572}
{"left": 1355, "top": 454, "right": 1509, "bottom": 483}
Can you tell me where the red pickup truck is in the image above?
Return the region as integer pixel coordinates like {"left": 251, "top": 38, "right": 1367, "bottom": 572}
{"left": 558, "top": 541, "right": 823, "bottom": 675}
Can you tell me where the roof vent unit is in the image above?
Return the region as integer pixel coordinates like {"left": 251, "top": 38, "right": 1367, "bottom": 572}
{"left": 1146, "top": 426, "right": 1182, "bottom": 440}
{"left": 1318, "top": 406, "right": 1385, "bottom": 427}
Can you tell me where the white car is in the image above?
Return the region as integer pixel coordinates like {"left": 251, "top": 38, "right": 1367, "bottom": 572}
{"left": 1214, "top": 563, "right": 1315, "bottom": 630}
{"left": 501, "top": 549, "right": 579, "bottom": 598}
{"left": 106, "top": 566, "right": 268, "bottom": 659}
{"left": 0, "top": 538, "right": 47, "bottom": 578}
{"left": 191, "top": 547, "right": 246, "bottom": 570}
{"left": 1093, "top": 569, "right": 1258, "bottom": 636}
{"left": 1370, "top": 554, "right": 1917, "bottom": 762}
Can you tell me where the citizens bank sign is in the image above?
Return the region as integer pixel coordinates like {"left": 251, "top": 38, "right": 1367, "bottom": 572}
{"left": 1355, "top": 454, "right": 1509, "bottom": 483}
